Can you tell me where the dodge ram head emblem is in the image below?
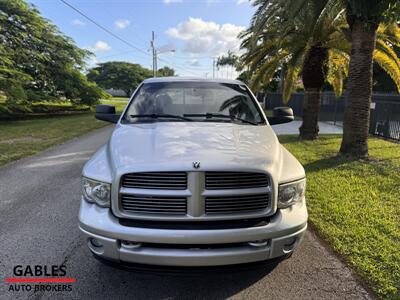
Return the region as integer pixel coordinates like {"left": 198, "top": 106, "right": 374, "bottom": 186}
{"left": 192, "top": 162, "right": 200, "bottom": 169}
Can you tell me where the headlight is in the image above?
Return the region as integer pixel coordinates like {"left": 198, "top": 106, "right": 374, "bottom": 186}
{"left": 82, "top": 177, "right": 111, "bottom": 207}
{"left": 278, "top": 178, "right": 306, "bottom": 209}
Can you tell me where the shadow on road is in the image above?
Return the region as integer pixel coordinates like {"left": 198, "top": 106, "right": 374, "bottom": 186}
{"left": 93, "top": 257, "right": 283, "bottom": 299}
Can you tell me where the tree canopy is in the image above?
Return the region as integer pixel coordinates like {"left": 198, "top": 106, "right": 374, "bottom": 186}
{"left": 240, "top": 0, "right": 400, "bottom": 101}
{"left": 87, "top": 62, "right": 153, "bottom": 96}
{"left": 0, "top": 0, "right": 107, "bottom": 105}
{"left": 157, "top": 66, "right": 176, "bottom": 77}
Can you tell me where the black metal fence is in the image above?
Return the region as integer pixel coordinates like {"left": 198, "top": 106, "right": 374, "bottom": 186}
{"left": 262, "top": 92, "right": 400, "bottom": 141}
{"left": 370, "top": 95, "right": 400, "bottom": 141}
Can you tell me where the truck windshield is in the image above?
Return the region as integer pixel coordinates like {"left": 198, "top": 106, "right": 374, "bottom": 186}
{"left": 123, "top": 82, "right": 265, "bottom": 125}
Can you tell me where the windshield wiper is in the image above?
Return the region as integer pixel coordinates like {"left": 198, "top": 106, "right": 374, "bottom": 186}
{"left": 184, "top": 113, "right": 259, "bottom": 125}
{"left": 129, "top": 114, "right": 193, "bottom": 121}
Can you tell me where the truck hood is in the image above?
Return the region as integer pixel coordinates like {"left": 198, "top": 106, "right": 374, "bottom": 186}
{"left": 107, "top": 122, "right": 281, "bottom": 173}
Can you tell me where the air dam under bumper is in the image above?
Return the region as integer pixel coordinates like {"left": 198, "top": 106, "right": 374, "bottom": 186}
{"left": 79, "top": 199, "right": 307, "bottom": 266}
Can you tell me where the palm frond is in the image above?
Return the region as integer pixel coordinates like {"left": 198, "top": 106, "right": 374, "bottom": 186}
{"left": 373, "top": 49, "right": 400, "bottom": 93}
{"left": 282, "top": 48, "right": 305, "bottom": 102}
{"left": 326, "top": 49, "right": 349, "bottom": 97}
{"left": 250, "top": 51, "right": 289, "bottom": 90}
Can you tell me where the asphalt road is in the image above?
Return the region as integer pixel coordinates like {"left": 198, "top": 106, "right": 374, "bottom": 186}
{"left": 0, "top": 125, "right": 372, "bottom": 300}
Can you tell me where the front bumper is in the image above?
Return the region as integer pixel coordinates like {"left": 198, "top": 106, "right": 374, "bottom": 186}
{"left": 79, "top": 199, "right": 307, "bottom": 266}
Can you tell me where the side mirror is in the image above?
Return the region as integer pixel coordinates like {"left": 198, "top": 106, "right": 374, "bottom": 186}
{"left": 267, "top": 107, "right": 294, "bottom": 125}
{"left": 95, "top": 105, "right": 120, "bottom": 123}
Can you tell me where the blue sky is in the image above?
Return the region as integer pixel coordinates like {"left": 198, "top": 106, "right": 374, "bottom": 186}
{"left": 29, "top": 0, "right": 255, "bottom": 77}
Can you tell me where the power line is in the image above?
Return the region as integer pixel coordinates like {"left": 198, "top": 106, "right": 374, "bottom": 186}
{"left": 59, "top": 0, "right": 150, "bottom": 57}
{"left": 96, "top": 49, "right": 150, "bottom": 60}
{"left": 59, "top": 0, "right": 200, "bottom": 76}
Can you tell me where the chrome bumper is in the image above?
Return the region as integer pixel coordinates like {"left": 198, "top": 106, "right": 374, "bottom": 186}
{"left": 79, "top": 199, "right": 307, "bottom": 266}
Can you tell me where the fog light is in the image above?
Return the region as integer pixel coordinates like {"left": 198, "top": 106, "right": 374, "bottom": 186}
{"left": 90, "top": 238, "right": 103, "bottom": 248}
{"left": 283, "top": 237, "right": 297, "bottom": 252}
{"left": 121, "top": 240, "right": 142, "bottom": 249}
{"left": 248, "top": 239, "right": 269, "bottom": 247}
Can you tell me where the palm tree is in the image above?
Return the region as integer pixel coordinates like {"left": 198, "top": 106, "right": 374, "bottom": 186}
{"left": 216, "top": 51, "right": 240, "bottom": 79}
{"left": 339, "top": 1, "right": 399, "bottom": 157}
{"left": 240, "top": 0, "right": 400, "bottom": 141}
{"left": 241, "top": 0, "right": 349, "bottom": 139}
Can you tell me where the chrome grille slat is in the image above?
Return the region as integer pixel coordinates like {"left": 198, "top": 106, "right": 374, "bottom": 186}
{"left": 207, "top": 201, "right": 267, "bottom": 207}
{"left": 207, "top": 206, "right": 267, "bottom": 212}
{"left": 121, "top": 194, "right": 187, "bottom": 215}
{"left": 123, "top": 203, "right": 187, "bottom": 208}
{"left": 205, "top": 193, "right": 269, "bottom": 214}
{"left": 205, "top": 172, "right": 269, "bottom": 190}
{"left": 123, "top": 200, "right": 186, "bottom": 205}
{"left": 122, "top": 172, "right": 187, "bottom": 190}
{"left": 123, "top": 206, "right": 186, "bottom": 211}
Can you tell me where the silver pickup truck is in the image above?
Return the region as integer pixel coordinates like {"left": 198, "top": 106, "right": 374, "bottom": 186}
{"left": 79, "top": 77, "right": 307, "bottom": 267}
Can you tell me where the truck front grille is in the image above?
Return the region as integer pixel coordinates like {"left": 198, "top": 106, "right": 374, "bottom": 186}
{"left": 121, "top": 172, "right": 187, "bottom": 190}
{"left": 121, "top": 194, "right": 187, "bottom": 215}
{"left": 205, "top": 193, "right": 269, "bottom": 214}
{"left": 117, "top": 171, "right": 272, "bottom": 220}
{"left": 205, "top": 172, "right": 269, "bottom": 190}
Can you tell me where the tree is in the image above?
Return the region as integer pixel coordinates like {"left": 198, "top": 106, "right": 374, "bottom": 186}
{"left": 217, "top": 51, "right": 240, "bottom": 79}
{"left": 241, "top": 0, "right": 350, "bottom": 139}
{"left": 88, "top": 62, "right": 152, "bottom": 96}
{"left": 339, "top": 1, "right": 400, "bottom": 157}
{"left": 0, "top": 0, "right": 104, "bottom": 105}
{"left": 241, "top": 0, "right": 400, "bottom": 141}
{"left": 157, "top": 66, "right": 175, "bottom": 77}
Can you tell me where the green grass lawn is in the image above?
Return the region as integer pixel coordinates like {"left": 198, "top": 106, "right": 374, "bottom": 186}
{"left": 100, "top": 98, "right": 129, "bottom": 112}
{"left": 0, "top": 113, "right": 107, "bottom": 166}
{"left": 109, "top": 96, "right": 129, "bottom": 101}
{"left": 280, "top": 135, "right": 399, "bottom": 299}
{"left": 0, "top": 98, "right": 127, "bottom": 166}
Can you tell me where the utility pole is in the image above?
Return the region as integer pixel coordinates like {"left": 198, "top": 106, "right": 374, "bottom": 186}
{"left": 155, "top": 50, "right": 157, "bottom": 76}
{"left": 151, "top": 31, "right": 156, "bottom": 77}
{"left": 212, "top": 58, "right": 216, "bottom": 79}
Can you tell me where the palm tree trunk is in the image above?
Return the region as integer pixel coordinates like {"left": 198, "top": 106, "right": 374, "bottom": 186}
{"left": 299, "top": 45, "right": 328, "bottom": 140}
{"left": 299, "top": 89, "right": 321, "bottom": 139}
{"left": 340, "top": 19, "right": 378, "bottom": 158}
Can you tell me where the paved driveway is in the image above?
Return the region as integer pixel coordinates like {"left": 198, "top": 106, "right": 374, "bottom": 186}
{"left": 272, "top": 121, "right": 343, "bottom": 135}
{"left": 0, "top": 126, "right": 371, "bottom": 300}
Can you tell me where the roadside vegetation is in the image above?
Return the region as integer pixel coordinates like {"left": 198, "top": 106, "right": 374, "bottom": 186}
{"left": 281, "top": 135, "right": 400, "bottom": 299}
{"left": 100, "top": 97, "right": 129, "bottom": 112}
{"left": 0, "top": 0, "right": 109, "bottom": 114}
{"left": 0, "top": 97, "right": 129, "bottom": 166}
{"left": 0, "top": 114, "right": 107, "bottom": 166}
{"left": 240, "top": 0, "right": 400, "bottom": 141}
{"left": 0, "top": 1, "right": 169, "bottom": 118}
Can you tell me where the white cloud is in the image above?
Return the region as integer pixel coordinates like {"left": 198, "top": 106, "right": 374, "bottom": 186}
{"left": 163, "top": 0, "right": 183, "bottom": 4}
{"left": 71, "top": 19, "right": 85, "bottom": 26}
{"left": 166, "top": 18, "right": 245, "bottom": 56}
{"left": 187, "top": 59, "right": 200, "bottom": 67}
{"left": 114, "top": 19, "right": 130, "bottom": 29}
{"left": 236, "top": 0, "right": 248, "bottom": 4}
{"left": 87, "top": 41, "right": 111, "bottom": 52}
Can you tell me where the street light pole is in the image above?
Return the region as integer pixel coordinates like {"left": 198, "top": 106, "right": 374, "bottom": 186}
{"left": 155, "top": 50, "right": 158, "bottom": 76}
{"left": 213, "top": 58, "right": 216, "bottom": 79}
{"left": 150, "top": 31, "right": 175, "bottom": 77}
{"left": 151, "top": 31, "right": 156, "bottom": 77}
